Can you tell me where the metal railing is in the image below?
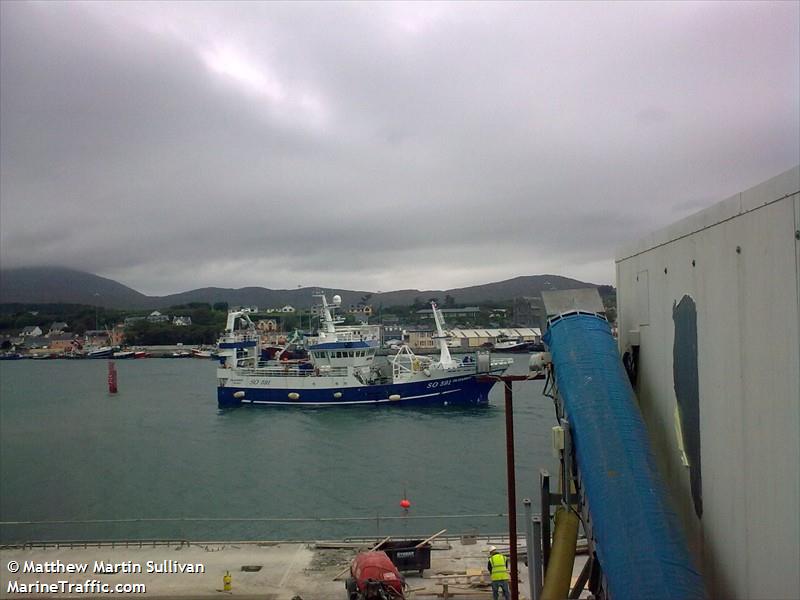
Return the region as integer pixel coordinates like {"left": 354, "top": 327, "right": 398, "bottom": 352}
{"left": 233, "top": 364, "right": 350, "bottom": 378}
{"left": 0, "top": 512, "right": 517, "bottom": 548}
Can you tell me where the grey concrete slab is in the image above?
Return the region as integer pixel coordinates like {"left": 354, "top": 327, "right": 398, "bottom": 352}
{"left": 1, "top": 539, "right": 590, "bottom": 599}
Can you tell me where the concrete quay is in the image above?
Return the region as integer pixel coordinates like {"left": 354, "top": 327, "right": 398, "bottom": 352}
{"left": 0, "top": 538, "right": 591, "bottom": 599}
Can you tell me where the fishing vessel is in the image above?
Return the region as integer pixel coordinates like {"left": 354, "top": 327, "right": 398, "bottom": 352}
{"left": 216, "top": 293, "right": 513, "bottom": 407}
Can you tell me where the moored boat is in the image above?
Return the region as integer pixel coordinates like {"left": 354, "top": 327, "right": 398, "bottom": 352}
{"left": 493, "top": 336, "right": 534, "bottom": 353}
{"left": 86, "top": 346, "right": 114, "bottom": 359}
{"left": 216, "top": 293, "right": 513, "bottom": 407}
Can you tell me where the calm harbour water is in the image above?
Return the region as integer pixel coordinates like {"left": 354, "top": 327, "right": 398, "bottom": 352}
{"left": 0, "top": 355, "right": 557, "bottom": 543}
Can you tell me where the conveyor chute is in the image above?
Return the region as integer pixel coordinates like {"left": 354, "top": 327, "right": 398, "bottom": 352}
{"left": 543, "top": 312, "right": 706, "bottom": 599}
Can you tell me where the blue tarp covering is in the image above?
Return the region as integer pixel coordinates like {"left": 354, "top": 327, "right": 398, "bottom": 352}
{"left": 544, "top": 313, "right": 706, "bottom": 600}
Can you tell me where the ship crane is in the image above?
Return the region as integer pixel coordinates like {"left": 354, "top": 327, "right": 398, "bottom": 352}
{"left": 430, "top": 302, "right": 457, "bottom": 369}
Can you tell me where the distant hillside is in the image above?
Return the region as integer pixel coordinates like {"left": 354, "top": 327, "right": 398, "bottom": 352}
{"left": 374, "top": 275, "right": 600, "bottom": 306}
{"left": 157, "top": 286, "right": 377, "bottom": 312}
{"left": 0, "top": 267, "right": 609, "bottom": 310}
{"left": 0, "top": 267, "right": 152, "bottom": 308}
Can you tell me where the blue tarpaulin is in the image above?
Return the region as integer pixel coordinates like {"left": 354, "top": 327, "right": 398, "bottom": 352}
{"left": 544, "top": 313, "right": 706, "bottom": 600}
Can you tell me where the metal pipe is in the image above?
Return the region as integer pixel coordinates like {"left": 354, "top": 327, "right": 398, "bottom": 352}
{"left": 541, "top": 508, "right": 579, "bottom": 600}
{"left": 504, "top": 381, "right": 519, "bottom": 600}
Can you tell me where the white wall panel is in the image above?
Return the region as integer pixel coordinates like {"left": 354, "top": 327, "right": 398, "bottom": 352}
{"left": 615, "top": 166, "right": 800, "bottom": 600}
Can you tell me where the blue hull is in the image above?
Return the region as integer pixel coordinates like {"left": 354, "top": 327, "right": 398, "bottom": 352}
{"left": 218, "top": 375, "right": 496, "bottom": 408}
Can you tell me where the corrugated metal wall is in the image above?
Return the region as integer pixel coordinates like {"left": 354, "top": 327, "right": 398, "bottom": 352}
{"left": 615, "top": 166, "right": 800, "bottom": 600}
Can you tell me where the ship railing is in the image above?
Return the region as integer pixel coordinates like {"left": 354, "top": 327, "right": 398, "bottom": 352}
{"left": 306, "top": 329, "right": 380, "bottom": 344}
{"left": 491, "top": 357, "right": 516, "bottom": 369}
{"left": 236, "top": 364, "right": 350, "bottom": 378}
{"left": 336, "top": 330, "right": 379, "bottom": 341}
{"left": 391, "top": 346, "right": 433, "bottom": 379}
{"left": 219, "top": 332, "right": 259, "bottom": 344}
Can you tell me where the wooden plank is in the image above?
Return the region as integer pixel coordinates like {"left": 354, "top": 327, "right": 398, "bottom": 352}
{"left": 331, "top": 536, "right": 391, "bottom": 580}
{"left": 369, "top": 536, "right": 392, "bottom": 551}
{"left": 415, "top": 529, "right": 447, "bottom": 548}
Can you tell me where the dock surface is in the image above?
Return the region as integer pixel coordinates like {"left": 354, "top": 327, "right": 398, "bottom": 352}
{"left": 1, "top": 538, "right": 590, "bottom": 599}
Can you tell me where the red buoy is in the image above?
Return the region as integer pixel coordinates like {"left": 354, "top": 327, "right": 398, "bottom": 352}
{"left": 108, "top": 360, "right": 118, "bottom": 394}
{"left": 400, "top": 498, "right": 411, "bottom": 509}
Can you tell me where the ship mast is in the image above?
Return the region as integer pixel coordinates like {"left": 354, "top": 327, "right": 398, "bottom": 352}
{"left": 316, "top": 294, "right": 337, "bottom": 334}
{"left": 313, "top": 292, "right": 343, "bottom": 342}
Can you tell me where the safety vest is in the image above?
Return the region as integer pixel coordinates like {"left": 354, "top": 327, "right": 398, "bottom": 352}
{"left": 489, "top": 553, "right": 509, "bottom": 581}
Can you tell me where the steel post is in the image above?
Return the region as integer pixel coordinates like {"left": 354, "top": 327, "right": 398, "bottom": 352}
{"left": 523, "top": 499, "right": 535, "bottom": 600}
{"left": 504, "top": 381, "right": 519, "bottom": 600}
{"left": 532, "top": 515, "right": 543, "bottom": 600}
{"left": 562, "top": 419, "right": 571, "bottom": 509}
{"left": 540, "top": 470, "right": 551, "bottom": 571}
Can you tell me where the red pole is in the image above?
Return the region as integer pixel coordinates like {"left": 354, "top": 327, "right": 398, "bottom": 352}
{"left": 504, "top": 380, "right": 519, "bottom": 600}
{"left": 108, "top": 360, "right": 118, "bottom": 394}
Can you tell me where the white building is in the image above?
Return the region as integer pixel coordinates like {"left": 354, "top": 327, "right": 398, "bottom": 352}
{"left": 615, "top": 166, "right": 799, "bottom": 599}
{"left": 448, "top": 327, "right": 541, "bottom": 348}
{"left": 147, "top": 311, "right": 170, "bottom": 323}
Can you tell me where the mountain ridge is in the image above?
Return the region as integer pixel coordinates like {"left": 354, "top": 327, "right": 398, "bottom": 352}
{"left": 0, "top": 267, "right": 610, "bottom": 310}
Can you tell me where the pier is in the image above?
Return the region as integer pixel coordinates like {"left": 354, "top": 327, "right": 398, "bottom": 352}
{"left": 0, "top": 536, "right": 592, "bottom": 599}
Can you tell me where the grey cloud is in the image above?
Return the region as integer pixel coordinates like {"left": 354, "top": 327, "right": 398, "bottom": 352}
{"left": 1, "top": 1, "right": 798, "bottom": 295}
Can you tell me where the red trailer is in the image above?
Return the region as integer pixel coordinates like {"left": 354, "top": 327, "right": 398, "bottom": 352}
{"left": 345, "top": 551, "right": 405, "bottom": 600}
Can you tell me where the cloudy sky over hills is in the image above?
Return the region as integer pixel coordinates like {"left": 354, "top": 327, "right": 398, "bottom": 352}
{"left": 1, "top": 1, "right": 798, "bottom": 295}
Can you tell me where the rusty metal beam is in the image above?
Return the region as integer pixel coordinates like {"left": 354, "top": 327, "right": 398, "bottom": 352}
{"left": 504, "top": 380, "right": 519, "bottom": 600}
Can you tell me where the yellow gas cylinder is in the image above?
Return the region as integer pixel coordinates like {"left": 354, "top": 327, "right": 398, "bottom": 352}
{"left": 223, "top": 570, "right": 232, "bottom": 591}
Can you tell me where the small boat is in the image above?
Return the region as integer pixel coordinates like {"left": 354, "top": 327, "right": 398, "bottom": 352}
{"left": 216, "top": 293, "right": 513, "bottom": 407}
{"left": 133, "top": 350, "right": 150, "bottom": 359}
{"left": 86, "top": 346, "right": 114, "bottom": 359}
{"left": 0, "top": 352, "right": 24, "bottom": 360}
{"left": 172, "top": 350, "right": 192, "bottom": 358}
{"left": 113, "top": 350, "right": 136, "bottom": 359}
{"left": 493, "top": 336, "right": 534, "bottom": 353}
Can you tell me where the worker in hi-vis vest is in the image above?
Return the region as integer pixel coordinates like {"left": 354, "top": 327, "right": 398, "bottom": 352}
{"left": 487, "top": 545, "right": 511, "bottom": 600}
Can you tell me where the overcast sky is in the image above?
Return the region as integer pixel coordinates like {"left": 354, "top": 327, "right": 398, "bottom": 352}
{"left": 1, "top": 1, "right": 798, "bottom": 295}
